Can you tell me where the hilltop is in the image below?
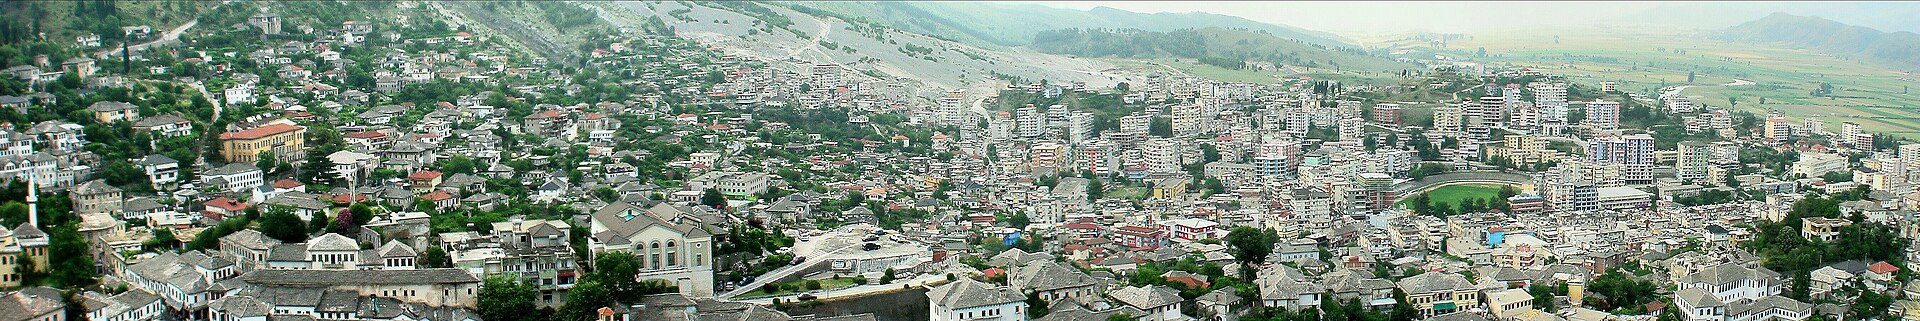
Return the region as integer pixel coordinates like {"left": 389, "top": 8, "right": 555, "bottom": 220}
{"left": 1718, "top": 12, "right": 1920, "bottom": 69}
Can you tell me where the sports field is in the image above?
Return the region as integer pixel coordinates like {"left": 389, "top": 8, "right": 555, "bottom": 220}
{"left": 1398, "top": 183, "right": 1509, "bottom": 210}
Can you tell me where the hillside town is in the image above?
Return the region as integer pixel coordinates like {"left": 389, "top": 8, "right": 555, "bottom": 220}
{"left": 0, "top": 2, "right": 1916, "bottom": 321}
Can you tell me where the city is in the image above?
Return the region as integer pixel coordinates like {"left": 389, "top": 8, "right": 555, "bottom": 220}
{"left": 0, "top": 1, "right": 1917, "bottom": 321}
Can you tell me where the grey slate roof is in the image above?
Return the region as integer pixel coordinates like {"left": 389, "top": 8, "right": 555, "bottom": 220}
{"left": 1109, "top": 285, "right": 1181, "bottom": 310}
{"left": 240, "top": 268, "right": 481, "bottom": 286}
{"left": 926, "top": 278, "right": 1023, "bottom": 310}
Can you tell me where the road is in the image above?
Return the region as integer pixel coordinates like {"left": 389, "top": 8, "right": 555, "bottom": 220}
{"left": 97, "top": 20, "right": 197, "bottom": 59}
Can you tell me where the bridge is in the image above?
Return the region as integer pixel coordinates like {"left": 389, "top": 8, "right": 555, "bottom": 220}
{"left": 1390, "top": 171, "right": 1535, "bottom": 202}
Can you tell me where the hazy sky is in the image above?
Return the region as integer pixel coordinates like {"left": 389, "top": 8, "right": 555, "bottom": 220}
{"left": 1018, "top": 1, "right": 1920, "bottom": 35}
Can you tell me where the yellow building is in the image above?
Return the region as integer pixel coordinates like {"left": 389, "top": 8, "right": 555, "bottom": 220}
{"left": 0, "top": 223, "right": 50, "bottom": 287}
{"left": 219, "top": 123, "right": 305, "bottom": 163}
{"left": 1151, "top": 177, "right": 1188, "bottom": 200}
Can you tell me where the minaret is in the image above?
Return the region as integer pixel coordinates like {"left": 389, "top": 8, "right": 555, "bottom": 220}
{"left": 25, "top": 176, "right": 36, "bottom": 228}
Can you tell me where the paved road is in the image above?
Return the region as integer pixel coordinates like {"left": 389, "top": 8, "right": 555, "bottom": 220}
{"left": 97, "top": 20, "right": 196, "bottom": 59}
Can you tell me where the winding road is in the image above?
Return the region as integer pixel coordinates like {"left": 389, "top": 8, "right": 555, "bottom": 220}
{"left": 96, "top": 20, "right": 197, "bottom": 60}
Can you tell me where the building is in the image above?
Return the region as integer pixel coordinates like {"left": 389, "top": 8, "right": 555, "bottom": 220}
{"left": 586, "top": 201, "right": 717, "bottom": 296}
{"left": 1144, "top": 138, "right": 1182, "bottom": 175}
{"left": 0, "top": 287, "right": 64, "bottom": 321}
{"left": 219, "top": 123, "right": 306, "bottom": 164}
{"left": 1589, "top": 134, "right": 1654, "bottom": 184}
{"left": 201, "top": 163, "right": 264, "bottom": 195}
{"left": 1677, "top": 141, "right": 1713, "bottom": 182}
{"left": 236, "top": 268, "right": 480, "bottom": 308}
{"left": 1111, "top": 285, "right": 1185, "bottom": 321}
{"left": 1009, "top": 261, "right": 1098, "bottom": 302}
{"left": 1584, "top": 100, "right": 1620, "bottom": 131}
{"left": 1595, "top": 186, "right": 1653, "bottom": 210}
{"left": 1159, "top": 218, "right": 1220, "bottom": 242}
{"left": 86, "top": 101, "right": 139, "bottom": 123}
{"left": 1397, "top": 272, "right": 1478, "bottom": 317}
{"left": 1765, "top": 117, "right": 1791, "bottom": 142}
{"left": 123, "top": 251, "right": 237, "bottom": 319}
{"left": 69, "top": 180, "right": 122, "bottom": 216}
{"left": 1792, "top": 153, "right": 1848, "bottom": 179}
{"left": 928, "top": 278, "right": 1027, "bottom": 321}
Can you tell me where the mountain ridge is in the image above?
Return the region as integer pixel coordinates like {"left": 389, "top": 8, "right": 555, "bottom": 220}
{"left": 1717, "top": 12, "right": 1920, "bottom": 69}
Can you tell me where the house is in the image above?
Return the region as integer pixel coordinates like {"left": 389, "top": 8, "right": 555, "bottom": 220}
{"left": 86, "top": 101, "right": 139, "bottom": 123}
{"left": 122, "top": 251, "right": 237, "bottom": 318}
{"left": 202, "top": 197, "right": 249, "bottom": 219}
{"left": 236, "top": 268, "right": 479, "bottom": 308}
{"left": 1195, "top": 288, "right": 1243, "bottom": 321}
{"left": 137, "top": 154, "right": 179, "bottom": 190}
{"left": 1009, "top": 260, "right": 1098, "bottom": 302}
{"left": 407, "top": 170, "right": 443, "bottom": 193}
{"left": 70, "top": 180, "right": 123, "bottom": 216}
{"left": 1110, "top": 285, "right": 1184, "bottom": 321}
{"left": 1677, "top": 263, "right": 1783, "bottom": 303}
{"left": 928, "top": 277, "right": 1027, "bottom": 321}
{"left": 78, "top": 289, "right": 164, "bottom": 321}
{"left": 0, "top": 287, "right": 65, "bottom": 321}
{"left": 1675, "top": 288, "right": 1810, "bottom": 321}
{"left": 1397, "top": 272, "right": 1478, "bottom": 317}
{"left": 201, "top": 163, "right": 264, "bottom": 195}
{"left": 586, "top": 201, "right": 718, "bottom": 296}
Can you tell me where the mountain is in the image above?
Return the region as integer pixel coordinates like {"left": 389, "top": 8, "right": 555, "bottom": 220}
{"left": 781, "top": 2, "right": 1354, "bottom": 48}
{"left": 1029, "top": 27, "right": 1412, "bottom": 73}
{"left": 1718, "top": 12, "right": 1920, "bottom": 69}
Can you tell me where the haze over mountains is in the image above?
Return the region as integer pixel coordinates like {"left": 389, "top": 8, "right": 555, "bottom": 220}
{"left": 1718, "top": 12, "right": 1920, "bottom": 69}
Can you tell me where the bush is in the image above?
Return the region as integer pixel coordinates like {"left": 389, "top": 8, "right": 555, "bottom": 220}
{"left": 803, "top": 280, "right": 823, "bottom": 290}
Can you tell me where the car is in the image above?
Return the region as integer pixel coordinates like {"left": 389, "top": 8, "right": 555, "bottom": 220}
{"left": 797, "top": 292, "right": 818, "bottom": 301}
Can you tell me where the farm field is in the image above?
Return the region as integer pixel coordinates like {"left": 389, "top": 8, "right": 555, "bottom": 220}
{"left": 1428, "top": 27, "right": 1920, "bottom": 138}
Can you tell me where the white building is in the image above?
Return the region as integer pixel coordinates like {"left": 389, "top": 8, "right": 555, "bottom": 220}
{"left": 928, "top": 278, "right": 1027, "bottom": 321}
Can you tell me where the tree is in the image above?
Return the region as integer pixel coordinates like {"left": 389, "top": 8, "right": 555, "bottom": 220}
{"left": 420, "top": 246, "right": 452, "bottom": 268}
{"left": 881, "top": 268, "right": 897, "bottom": 284}
{"left": 1006, "top": 212, "right": 1031, "bottom": 229}
{"left": 256, "top": 151, "right": 277, "bottom": 172}
{"left": 1225, "top": 226, "right": 1273, "bottom": 267}
{"left": 589, "top": 251, "right": 676, "bottom": 301}
{"left": 1026, "top": 292, "right": 1051, "bottom": 319}
{"left": 1527, "top": 284, "right": 1557, "bottom": 312}
{"left": 477, "top": 276, "right": 539, "bottom": 321}
{"left": 46, "top": 224, "right": 96, "bottom": 288}
{"left": 702, "top": 186, "right": 721, "bottom": 209}
{"left": 258, "top": 209, "right": 309, "bottom": 243}
{"left": 1149, "top": 117, "right": 1173, "bottom": 137}
{"left": 560, "top": 280, "right": 612, "bottom": 321}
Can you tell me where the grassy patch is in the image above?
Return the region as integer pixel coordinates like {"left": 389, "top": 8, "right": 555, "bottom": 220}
{"left": 1399, "top": 183, "right": 1508, "bottom": 209}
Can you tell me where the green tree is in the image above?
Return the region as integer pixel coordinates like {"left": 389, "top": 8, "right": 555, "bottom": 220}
{"left": 258, "top": 209, "right": 308, "bottom": 243}
{"left": 701, "top": 188, "right": 726, "bottom": 209}
{"left": 1225, "top": 226, "right": 1273, "bottom": 267}
{"left": 477, "top": 276, "right": 539, "bottom": 321}
{"left": 47, "top": 224, "right": 96, "bottom": 288}
{"left": 420, "top": 246, "right": 452, "bottom": 268}
{"left": 1149, "top": 117, "right": 1173, "bottom": 137}
{"left": 560, "top": 280, "right": 612, "bottom": 321}
{"left": 256, "top": 151, "right": 277, "bottom": 172}
{"left": 1007, "top": 212, "right": 1031, "bottom": 229}
{"left": 1026, "top": 292, "right": 1051, "bottom": 319}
